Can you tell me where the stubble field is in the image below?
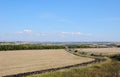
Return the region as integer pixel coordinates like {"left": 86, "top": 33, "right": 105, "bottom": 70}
{"left": 0, "top": 49, "right": 93, "bottom": 77}
{"left": 77, "top": 48, "right": 120, "bottom": 55}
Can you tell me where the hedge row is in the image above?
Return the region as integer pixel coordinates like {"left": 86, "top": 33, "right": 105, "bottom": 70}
{"left": 0, "top": 44, "right": 65, "bottom": 51}
{"left": 117, "top": 45, "right": 120, "bottom": 47}
{"left": 0, "top": 44, "right": 107, "bottom": 51}
{"left": 67, "top": 45, "right": 94, "bottom": 48}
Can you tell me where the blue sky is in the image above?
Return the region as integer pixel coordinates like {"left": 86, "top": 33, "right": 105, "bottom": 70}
{"left": 0, "top": 0, "right": 120, "bottom": 42}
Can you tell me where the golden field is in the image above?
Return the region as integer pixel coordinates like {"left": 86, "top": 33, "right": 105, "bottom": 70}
{"left": 0, "top": 49, "right": 93, "bottom": 77}
{"left": 77, "top": 48, "right": 120, "bottom": 55}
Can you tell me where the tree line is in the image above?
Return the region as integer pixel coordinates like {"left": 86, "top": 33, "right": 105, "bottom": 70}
{"left": 0, "top": 44, "right": 115, "bottom": 51}
{"left": 0, "top": 44, "right": 65, "bottom": 51}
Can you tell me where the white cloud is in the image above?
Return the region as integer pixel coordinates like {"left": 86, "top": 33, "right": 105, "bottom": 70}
{"left": 1, "top": 30, "right": 93, "bottom": 41}
{"left": 17, "top": 30, "right": 92, "bottom": 37}
{"left": 24, "top": 29, "right": 32, "bottom": 33}
{"left": 61, "top": 32, "right": 83, "bottom": 35}
{"left": 18, "top": 29, "right": 32, "bottom": 34}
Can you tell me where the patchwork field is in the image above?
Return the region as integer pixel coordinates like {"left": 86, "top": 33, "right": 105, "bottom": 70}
{"left": 77, "top": 48, "right": 120, "bottom": 55}
{"left": 0, "top": 49, "right": 93, "bottom": 77}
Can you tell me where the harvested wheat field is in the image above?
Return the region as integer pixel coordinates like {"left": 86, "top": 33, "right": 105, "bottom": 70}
{"left": 0, "top": 49, "right": 93, "bottom": 77}
{"left": 77, "top": 48, "right": 120, "bottom": 55}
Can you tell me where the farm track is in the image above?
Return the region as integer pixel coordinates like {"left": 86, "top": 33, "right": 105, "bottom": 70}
{"left": 2, "top": 58, "right": 106, "bottom": 77}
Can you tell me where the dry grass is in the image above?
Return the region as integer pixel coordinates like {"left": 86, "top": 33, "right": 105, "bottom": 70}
{"left": 77, "top": 48, "right": 120, "bottom": 55}
{"left": 0, "top": 49, "right": 93, "bottom": 77}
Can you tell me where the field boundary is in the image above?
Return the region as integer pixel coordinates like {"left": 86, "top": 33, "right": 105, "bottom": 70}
{"left": 2, "top": 58, "right": 106, "bottom": 77}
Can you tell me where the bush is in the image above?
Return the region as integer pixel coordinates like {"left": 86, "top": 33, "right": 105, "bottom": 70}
{"left": 110, "top": 55, "right": 120, "bottom": 61}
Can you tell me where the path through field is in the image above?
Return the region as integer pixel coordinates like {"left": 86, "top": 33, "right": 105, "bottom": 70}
{"left": 0, "top": 49, "right": 93, "bottom": 77}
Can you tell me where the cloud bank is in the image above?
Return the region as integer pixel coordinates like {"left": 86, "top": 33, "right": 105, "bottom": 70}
{"left": 17, "top": 29, "right": 91, "bottom": 37}
{"left": 0, "top": 29, "right": 92, "bottom": 42}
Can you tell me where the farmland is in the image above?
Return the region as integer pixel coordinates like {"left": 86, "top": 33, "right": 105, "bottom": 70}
{"left": 27, "top": 48, "right": 120, "bottom": 77}
{"left": 76, "top": 48, "right": 120, "bottom": 56}
{"left": 28, "top": 59, "right": 120, "bottom": 77}
{"left": 0, "top": 47, "right": 120, "bottom": 77}
{"left": 0, "top": 49, "right": 93, "bottom": 77}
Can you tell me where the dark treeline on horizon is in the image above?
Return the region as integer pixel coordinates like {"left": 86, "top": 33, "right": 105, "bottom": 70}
{"left": 0, "top": 44, "right": 65, "bottom": 51}
{"left": 0, "top": 44, "right": 94, "bottom": 51}
{"left": 0, "top": 44, "right": 120, "bottom": 51}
